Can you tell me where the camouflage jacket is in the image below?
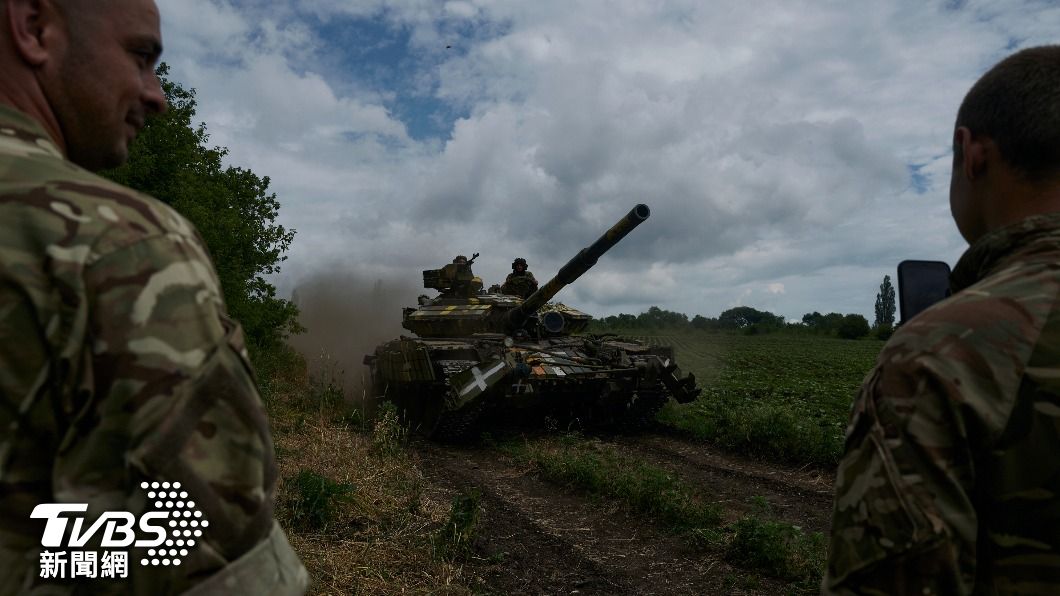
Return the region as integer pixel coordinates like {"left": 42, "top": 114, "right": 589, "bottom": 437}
{"left": 0, "top": 105, "right": 307, "bottom": 595}
{"left": 501, "top": 271, "right": 538, "bottom": 298}
{"left": 824, "top": 213, "right": 1060, "bottom": 595}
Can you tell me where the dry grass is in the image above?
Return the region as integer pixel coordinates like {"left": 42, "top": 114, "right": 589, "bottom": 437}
{"left": 262, "top": 347, "right": 478, "bottom": 595}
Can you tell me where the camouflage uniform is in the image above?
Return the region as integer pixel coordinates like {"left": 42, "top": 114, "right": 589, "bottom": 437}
{"left": 501, "top": 271, "right": 538, "bottom": 299}
{"left": 825, "top": 212, "right": 1060, "bottom": 594}
{"left": 0, "top": 105, "right": 308, "bottom": 594}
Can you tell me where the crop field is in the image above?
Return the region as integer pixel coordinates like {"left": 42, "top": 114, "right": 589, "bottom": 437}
{"left": 630, "top": 333, "right": 886, "bottom": 467}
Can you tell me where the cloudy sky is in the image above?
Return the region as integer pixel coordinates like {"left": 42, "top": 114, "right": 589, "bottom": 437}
{"left": 155, "top": 0, "right": 1057, "bottom": 324}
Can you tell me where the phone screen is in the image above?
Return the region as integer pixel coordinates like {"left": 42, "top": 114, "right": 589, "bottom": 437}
{"left": 897, "top": 260, "right": 952, "bottom": 323}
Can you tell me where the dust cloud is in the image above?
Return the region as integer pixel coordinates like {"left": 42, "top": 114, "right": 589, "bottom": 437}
{"left": 287, "top": 267, "right": 421, "bottom": 409}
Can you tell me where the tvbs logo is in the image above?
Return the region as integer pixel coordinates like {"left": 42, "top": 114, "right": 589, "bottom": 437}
{"left": 32, "top": 481, "right": 208, "bottom": 571}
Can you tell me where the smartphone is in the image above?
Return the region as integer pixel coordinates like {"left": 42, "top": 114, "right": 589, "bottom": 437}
{"left": 897, "top": 260, "right": 952, "bottom": 323}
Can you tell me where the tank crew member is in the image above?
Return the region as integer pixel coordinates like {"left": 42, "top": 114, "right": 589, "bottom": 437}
{"left": 0, "top": 0, "right": 307, "bottom": 592}
{"left": 501, "top": 257, "right": 539, "bottom": 298}
{"left": 451, "top": 255, "right": 483, "bottom": 293}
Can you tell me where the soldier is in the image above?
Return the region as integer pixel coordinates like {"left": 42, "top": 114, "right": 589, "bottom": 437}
{"left": 450, "top": 255, "right": 482, "bottom": 294}
{"left": 501, "top": 257, "right": 539, "bottom": 298}
{"left": 825, "top": 46, "right": 1060, "bottom": 594}
{"left": 0, "top": 1, "right": 307, "bottom": 594}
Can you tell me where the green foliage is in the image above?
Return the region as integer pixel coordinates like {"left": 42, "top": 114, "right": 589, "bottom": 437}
{"left": 285, "top": 469, "right": 355, "bottom": 532}
{"left": 636, "top": 305, "right": 689, "bottom": 328}
{"left": 726, "top": 514, "right": 825, "bottom": 591}
{"left": 836, "top": 314, "right": 870, "bottom": 340}
{"left": 250, "top": 342, "right": 305, "bottom": 406}
{"left": 589, "top": 306, "right": 787, "bottom": 334}
{"left": 801, "top": 311, "right": 843, "bottom": 334}
{"left": 505, "top": 437, "right": 826, "bottom": 587}
{"left": 874, "top": 323, "right": 895, "bottom": 341}
{"left": 100, "top": 64, "right": 300, "bottom": 351}
{"left": 512, "top": 440, "right": 722, "bottom": 532}
{"left": 372, "top": 402, "right": 408, "bottom": 456}
{"left": 650, "top": 333, "right": 882, "bottom": 467}
{"left": 874, "top": 275, "right": 896, "bottom": 328}
{"left": 432, "top": 488, "right": 482, "bottom": 560}
{"left": 718, "top": 306, "right": 786, "bottom": 330}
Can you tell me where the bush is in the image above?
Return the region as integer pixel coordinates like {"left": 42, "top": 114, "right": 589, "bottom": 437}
{"left": 371, "top": 402, "right": 408, "bottom": 456}
{"left": 102, "top": 65, "right": 300, "bottom": 351}
{"left": 285, "top": 469, "right": 355, "bottom": 531}
{"left": 432, "top": 488, "right": 482, "bottom": 560}
{"left": 836, "top": 314, "right": 869, "bottom": 339}
{"left": 874, "top": 323, "right": 894, "bottom": 341}
{"left": 725, "top": 497, "right": 826, "bottom": 591}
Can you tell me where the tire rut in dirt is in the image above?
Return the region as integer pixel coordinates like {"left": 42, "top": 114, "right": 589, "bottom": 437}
{"left": 417, "top": 442, "right": 625, "bottom": 595}
{"left": 416, "top": 441, "right": 786, "bottom": 595}
{"left": 604, "top": 433, "right": 836, "bottom": 534}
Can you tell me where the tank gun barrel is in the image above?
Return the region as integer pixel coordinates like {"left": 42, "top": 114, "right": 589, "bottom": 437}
{"left": 507, "top": 204, "right": 650, "bottom": 330}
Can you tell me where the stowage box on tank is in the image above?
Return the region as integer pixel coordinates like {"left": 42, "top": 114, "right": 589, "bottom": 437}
{"left": 363, "top": 204, "right": 700, "bottom": 440}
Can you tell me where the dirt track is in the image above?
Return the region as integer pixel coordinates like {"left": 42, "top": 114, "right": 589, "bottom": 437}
{"left": 414, "top": 432, "right": 835, "bottom": 595}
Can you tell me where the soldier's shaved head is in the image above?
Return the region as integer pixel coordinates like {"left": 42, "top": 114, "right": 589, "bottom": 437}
{"left": 955, "top": 45, "right": 1060, "bottom": 185}
{"left": 949, "top": 45, "right": 1060, "bottom": 244}
{"left": 0, "top": 0, "right": 165, "bottom": 170}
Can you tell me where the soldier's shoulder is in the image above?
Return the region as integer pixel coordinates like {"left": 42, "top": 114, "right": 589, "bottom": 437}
{"left": 881, "top": 271, "right": 1054, "bottom": 407}
{"left": 0, "top": 151, "right": 200, "bottom": 258}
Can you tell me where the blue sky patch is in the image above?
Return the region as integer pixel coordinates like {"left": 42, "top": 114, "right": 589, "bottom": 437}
{"left": 311, "top": 13, "right": 477, "bottom": 141}
{"left": 907, "top": 163, "right": 931, "bottom": 194}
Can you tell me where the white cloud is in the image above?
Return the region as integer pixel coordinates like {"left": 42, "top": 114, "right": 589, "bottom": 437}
{"left": 154, "top": 0, "right": 1054, "bottom": 323}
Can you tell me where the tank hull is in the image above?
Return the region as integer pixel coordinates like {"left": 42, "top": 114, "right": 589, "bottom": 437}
{"left": 366, "top": 333, "right": 697, "bottom": 440}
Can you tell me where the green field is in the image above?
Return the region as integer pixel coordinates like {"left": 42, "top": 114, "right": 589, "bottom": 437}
{"left": 630, "top": 333, "right": 885, "bottom": 467}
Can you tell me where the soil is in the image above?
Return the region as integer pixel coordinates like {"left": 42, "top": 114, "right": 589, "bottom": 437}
{"left": 413, "top": 431, "right": 836, "bottom": 595}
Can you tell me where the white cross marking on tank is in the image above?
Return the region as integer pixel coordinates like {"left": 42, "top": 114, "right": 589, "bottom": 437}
{"left": 460, "top": 361, "right": 506, "bottom": 396}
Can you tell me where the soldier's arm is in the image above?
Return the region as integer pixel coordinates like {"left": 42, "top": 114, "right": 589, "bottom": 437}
{"left": 823, "top": 363, "right": 978, "bottom": 595}
{"left": 79, "top": 234, "right": 307, "bottom": 595}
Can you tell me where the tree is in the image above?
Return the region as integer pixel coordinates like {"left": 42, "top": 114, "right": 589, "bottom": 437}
{"left": 101, "top": 64, "right": 299, "bottom": 351}
{"left": 874, "top": 275, "right": 896, "bottom": 328}
{"left": 690, "top": 314, "right": 719, "bottom": 330}
{"left": 837, "top": 314, "right": 870, "bottom": 339}
{"left": 637, "top": 306, "right": 689, "bottom": 329}
{"left": 718, "top": 306, "right": 783, "bottom": 330}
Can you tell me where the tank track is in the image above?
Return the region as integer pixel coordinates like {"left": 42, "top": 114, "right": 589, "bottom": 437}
{"left": 430, "top": 401, "right": 486, "bottom": 442}
{"left": 618, "top": 382, "right": 669, "bottom": 431}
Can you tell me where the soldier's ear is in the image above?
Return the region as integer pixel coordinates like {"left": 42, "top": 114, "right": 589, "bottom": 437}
{"left": 7, "top": 0, "right": 62, "bottom": 67}
{"left": 955, "top": 127, "right": 989, "bottom": 182}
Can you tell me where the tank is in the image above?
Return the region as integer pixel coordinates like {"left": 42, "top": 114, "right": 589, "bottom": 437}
{"left": 363, "top": 204, "right": 701, "bottom": 440}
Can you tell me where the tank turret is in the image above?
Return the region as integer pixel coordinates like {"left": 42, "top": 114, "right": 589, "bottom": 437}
{"left": 402, "top": 205, "right": 649, "bottom": 338}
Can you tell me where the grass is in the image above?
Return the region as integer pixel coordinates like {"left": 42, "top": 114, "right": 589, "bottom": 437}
{"left": 284, "top": 469, "right": 356, "bottom": 532}
{"left": 504, "top": 435, "right": 826, "bottom": 591}
{"left": 262, "top": 344, "right": 479, "bottom": 595}
{"left": 504, "top": 435, "right": 722, "bottom": 531}
{"left": 432, "top": 488, "right": 482, "bottom": 561}
{"left": 726, "top": 497, "right": 827, "bottom": 592}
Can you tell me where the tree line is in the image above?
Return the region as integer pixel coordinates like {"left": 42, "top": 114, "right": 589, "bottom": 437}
{"left": 589, "top": 275, "right": 898, "bottom": 341}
